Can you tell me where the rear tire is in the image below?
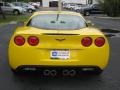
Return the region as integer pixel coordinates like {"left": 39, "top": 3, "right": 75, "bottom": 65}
{"left": 11, "top": 67, "right": 23, "bottom": 75}
{"left": 70, "top": 8, "right": 73, "bottom": 11}
{"left": 76, "top": 9, "right": 80, "bottom": 12}
{"left": 28, "top": 9, "right": 33, "bottom": 13}
{"left": 13, "top": 10, "right": 20, "bottom": 15}
{"left": 84, "top": 11, "right": 90, "bottom": 16}
{"left": 93, "top": 70, "right": 103, "bottom": 75}
{"left": 11, "top": 68, "right": 20, "bottom": 75}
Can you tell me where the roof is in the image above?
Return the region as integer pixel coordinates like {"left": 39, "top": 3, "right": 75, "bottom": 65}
{"left": 32, "top": 11, "right": 84, "bottom": 18}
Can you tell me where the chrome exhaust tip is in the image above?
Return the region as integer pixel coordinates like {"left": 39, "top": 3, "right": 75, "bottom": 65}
{"left": 62, "top": 69, "right": 69, "bottom": 76}
{"left": 69, "top": 70, "right": 76, "bottom": 76}
{"left": 43, "top": 70, "right": 50, "bottom": 76}
{"left": 50, "top": 70, "right": 57, "bottom": 76}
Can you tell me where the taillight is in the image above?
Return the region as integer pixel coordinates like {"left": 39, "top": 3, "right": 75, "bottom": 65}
{"left": 28, "top": 36, "right": 39, "bottom": 46}
{"left": 95, "top": 37, "right": 105, "bottom": 47}
{"left": 14, "top": 36, "right": 25, "bottom": 46}
{"left": 81, "top": 37, "right": 92, "bottom": 47}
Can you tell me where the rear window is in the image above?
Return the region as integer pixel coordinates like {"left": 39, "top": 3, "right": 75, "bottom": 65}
{"left": 27, "top": 14, "right": 86, "bottom": 30}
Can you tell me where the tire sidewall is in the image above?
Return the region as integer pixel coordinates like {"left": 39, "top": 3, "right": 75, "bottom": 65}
{"left": 28, "top": 9, "right": 33, "bottom": 13}
{"left": 13, "top": 10, "right": 20, "bottom": 15}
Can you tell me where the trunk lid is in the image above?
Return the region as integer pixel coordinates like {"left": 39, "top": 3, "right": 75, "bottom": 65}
{"left": 15, "top": 27, "right": 104, "bottom": 49}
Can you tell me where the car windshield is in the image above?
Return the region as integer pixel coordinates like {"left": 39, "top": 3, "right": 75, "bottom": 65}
{"left": 27, "top": 14, "right": 86, "bottom": 30}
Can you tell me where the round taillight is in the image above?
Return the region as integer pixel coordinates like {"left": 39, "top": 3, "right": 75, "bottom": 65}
{"left": 81, "top": 37, "right": 92, "bottom": 47}
{"left": 14, "top": 36, "right": 25, "bottom": 46}
{"left": 95, "top": 37, "right": 105, "bottom": 47}
{"left": 28, "top": 36, "right": 39, "bottom": 46}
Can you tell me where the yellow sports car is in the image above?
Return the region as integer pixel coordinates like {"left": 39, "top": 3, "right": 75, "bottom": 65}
{"left": 9, "top": 11, "right": 109, "bottom": 76}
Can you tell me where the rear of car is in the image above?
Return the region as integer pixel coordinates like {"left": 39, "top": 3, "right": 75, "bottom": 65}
{"left": 9, "top": 12, "right": 109, "bottom": 75}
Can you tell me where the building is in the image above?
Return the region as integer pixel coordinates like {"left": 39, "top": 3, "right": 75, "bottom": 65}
{"left": 39, "top": 0, "right": 98, "bottom": 7}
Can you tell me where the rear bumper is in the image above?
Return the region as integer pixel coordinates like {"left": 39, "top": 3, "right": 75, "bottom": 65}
{"left": 14, "top": 65, "right": 102, "bottom": 76}
{"left": 9, "top": 46, "right": 109, "bottom": 70}
{"left": 9, "top": 49, "right": 109, "bottom": 70}
{"left": 9, "top": 58, "right": 109, "bottom": 70}
{"left": 16, "top": 65, "right": 101, "bottom": 70}
{"left": 9, "top": 50, "right": 109, "bottom": 70}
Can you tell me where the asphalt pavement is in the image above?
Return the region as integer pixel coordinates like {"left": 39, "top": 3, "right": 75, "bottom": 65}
{"left": 85, "top": 15, "right": 120, "bottom": 30}
{"left": 0, "top": 16, "right": 120, "bottom": 90}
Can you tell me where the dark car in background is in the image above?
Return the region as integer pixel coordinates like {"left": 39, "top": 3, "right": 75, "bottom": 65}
{"left": 82, "top": 4, "right": 104, "bottom": 16}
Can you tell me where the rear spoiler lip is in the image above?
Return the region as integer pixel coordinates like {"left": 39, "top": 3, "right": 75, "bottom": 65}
{"left": 42, "top": 33, "right": 80, "bottom": 35}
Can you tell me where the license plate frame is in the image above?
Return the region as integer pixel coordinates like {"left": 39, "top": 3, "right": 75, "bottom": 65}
{"left": 50, "top": 50, "right": 70, "bottom": 60}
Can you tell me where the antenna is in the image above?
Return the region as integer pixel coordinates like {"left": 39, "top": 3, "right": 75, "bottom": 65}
{"left": 58, "top": 0, "right": 62, "bottom": 12}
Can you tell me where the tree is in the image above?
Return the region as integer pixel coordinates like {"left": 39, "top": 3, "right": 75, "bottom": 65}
{"left": 0, "top": 3, "right": 6, "bottom": 19}
{"left": 97, "top": 0, "right": 120, "bottom": 17}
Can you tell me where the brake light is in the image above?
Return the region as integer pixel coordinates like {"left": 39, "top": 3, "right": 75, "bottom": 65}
{"left": 14, "top": 36, "right": 25, "bottom": 46}
{"left": 95, "top": 37, "right": 105, "bottom": 47}
{"left": 81, "top": 37, "right": 92, "bottom": 47}
{"left": 28, "top": 36, "right": 39, "bottom": 46}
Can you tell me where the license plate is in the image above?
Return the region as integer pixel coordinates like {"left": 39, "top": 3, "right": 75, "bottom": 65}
{"left": 51, "top": 50, "right": 70, "bottom": 60}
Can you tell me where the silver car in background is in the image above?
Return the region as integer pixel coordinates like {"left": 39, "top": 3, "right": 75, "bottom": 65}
{"left": 74, "top": 4, "right": 89, "bottom": 12}
{"left": 12, "top": 2, "right": 36, "bottom": 13}
{"left": 0, "top": 2, "right": 26, "bottom": 15}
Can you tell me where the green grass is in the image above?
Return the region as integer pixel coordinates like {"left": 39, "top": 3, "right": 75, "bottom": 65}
{"left": 0, "top": 15, "right": 30, "bottom": 26}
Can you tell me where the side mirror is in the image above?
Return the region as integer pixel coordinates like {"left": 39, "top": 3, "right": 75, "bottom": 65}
{"left": 86, "top": 21, "right": 94, "bottom": 26}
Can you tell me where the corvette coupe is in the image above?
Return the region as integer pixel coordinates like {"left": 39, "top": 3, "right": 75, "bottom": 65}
{"left": 9, "top": 11, "right": 109, "bottom": 76}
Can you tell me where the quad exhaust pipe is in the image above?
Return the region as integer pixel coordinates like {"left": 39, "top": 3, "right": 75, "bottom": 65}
{"left": 69, "top": 70, "right": 76, "bottom": 76}
{"left": 62, "top": 69, "right": 69, "bottom": 76}
{"left": 43, "top": 70, "right": 57, "bottom": 76}
{"left": 63, "top": 69, "right": 76, "bottom": 76}
{"left": 43, "top": 70, "right": 50, "bottom": 76}
{"left": 51, "top": 70, "right": 57, "bottom": 76}
{"left": 43, "top": 69, "right": 76, "bottom": 76}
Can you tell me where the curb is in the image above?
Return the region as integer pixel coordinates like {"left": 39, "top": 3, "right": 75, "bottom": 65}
{"left": 94, "top": 16, "right": 120, "bottom": 20}
{"left": 9, "top": 21, "right": 17, "bottom": 24}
